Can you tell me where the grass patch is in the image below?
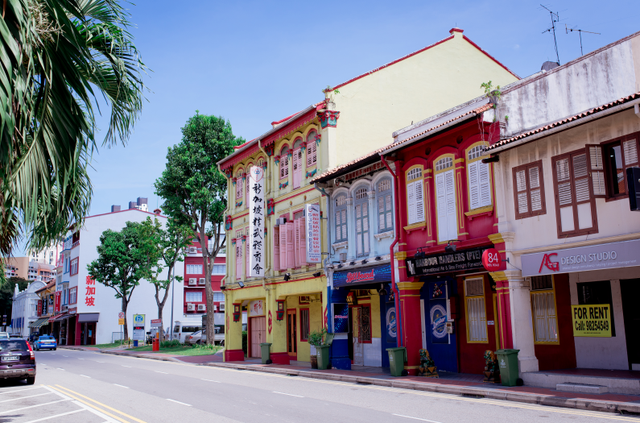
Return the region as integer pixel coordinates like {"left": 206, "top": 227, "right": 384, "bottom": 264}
{"left": 126, "top": 343, "right": 223, "bottom": 356}
{"left": 94, "top": 342, "right": 127, "bottom": 349}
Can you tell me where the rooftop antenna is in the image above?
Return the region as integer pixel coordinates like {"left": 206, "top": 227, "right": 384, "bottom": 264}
{"left": 565, "top": 24, "right": 600, "bottom": 56}
{"left": 541, "top": 4, "right": 561, "bottom": 64}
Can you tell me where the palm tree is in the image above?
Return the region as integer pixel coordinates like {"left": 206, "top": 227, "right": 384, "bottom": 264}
{"left": 0, "top": 0, "right": 146, "bottom": 256}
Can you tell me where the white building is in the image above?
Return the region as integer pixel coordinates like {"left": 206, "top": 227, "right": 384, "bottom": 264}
{"left": 10, "top": 280, "right": 45, "bottom": 337}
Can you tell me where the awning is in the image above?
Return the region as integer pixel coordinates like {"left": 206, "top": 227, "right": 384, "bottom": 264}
{"left": 29, "top": 318, "right": 49, "bottom": 329}
{"left": 55, "top": 313, "right": 69, "bottom": 322}
{"left": 78, "top": 313, "right": 99, "bottom": 323}
{"left": 49, "top": 313, "right": 65, "bottom": 323}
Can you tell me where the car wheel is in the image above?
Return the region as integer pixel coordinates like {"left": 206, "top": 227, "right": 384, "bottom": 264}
{"left": 53, "top": 348, "right": 56, "bottom": 351}
{"left": 196, "top": 340, "right": 201, "bottom": 345}
{"left": 26, "top": 377, "right": 35, "bottom": 385}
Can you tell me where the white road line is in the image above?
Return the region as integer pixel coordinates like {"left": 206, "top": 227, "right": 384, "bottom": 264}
{"left": 166, "top": 398, "right": 192, "bottom": 406}
{"left": 0, "top": 399, "right": 71, "bottom": 415}
{"left": 155, "top": 371, "right": 168, "bottom": 374}
{"left": 121, "top": 365, "right": 132, "bottom": 368}
{"left": 62, "top": 355, "right": 69, "bottom": 357}
{"left": 0, "top": 386, "right": 43, "bottom": 395}
{"left": 272, "top": 391, "right": 304, "bottom": 398}
{"left": 21, "top": 408, "right": 84, "bottom": 423}
{"left": 201, "top": 379, "right": 221, "bottom": 383}
{"left": 113, "top": 384, "right": 129, "bottom": 389}
{"left": 393, "top": 414, "right": 442, "bottom": 423}
{"left": 0, "top": 392, "right": 52, "bottom": 403}
{"left": 43, "top": 386, "right": 119, "bottom": 423}
{"left": 95, "top": 360, "right": 105, "bottom": 363}
{"left": 80, "top": 374, "right": 91, "bottom": 378}
{"left": 56, "top": 368, "right": 65, "bottom": 371}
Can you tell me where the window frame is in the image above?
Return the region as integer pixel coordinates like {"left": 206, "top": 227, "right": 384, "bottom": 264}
{"left": 70, "top": 258, "right": 79, "bottom": 276}
{"left": 334, "top": 193, "right": 348, "bottom": 243}
{"left": 405, "top": 165, "right": 425, "bottom": 226}
{"left": 601, "top": 134, "right": 640, "bottom": 200}
{"left": 512, "top": 160, "right": 547, "bottom": 220}
{"left": 300, "top": 308, "right": 310, "bottom": 342}
{"left": 466, "top": 143, "right": 493, "bottom": 211}
{"left": 464, "top": 277, "right": 488, "bottom": 344}
{"left": 306, "top": 130, "right": 317, "bottom": 168}
{"left": 376, "top": 177, "right": 394, "bottom": 233}
{"left": 354, "top": 187, "right": 370, "bottom": 257}
{"left": 280, "top": 146, "right": 290, "bottom": 180}
{"left": 433, "top": 155, "right": 458, "bottom": 243}
{"left": 530, "top": 275, "right": 560, "bottom": 345}
{"left": 235, "top": 169, "right": 244, "bottom": 204}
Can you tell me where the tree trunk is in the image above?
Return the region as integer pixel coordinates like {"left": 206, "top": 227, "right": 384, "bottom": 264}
{"left": 122, "top": 296, "right": 129, "bottom": 341}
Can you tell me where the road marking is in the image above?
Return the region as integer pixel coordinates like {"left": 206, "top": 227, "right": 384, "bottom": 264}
{"left": 22, "top": 408, "right": 84, "bottom": 423}
{"left": 272, "top": 391, "right": 304, "bottom": 398}
{"left": 155, "top": 371, "right": 168, "bottom": 374}
{"left": 80, "top": 374, "right": 91, "bottom": 378}
{"left": 393, "top": 414, "right": 442, "bottom": 423}
{"left": 56, "top": 368, "right": 65, "bottom": 371}
{"left": 0, "top": 392, "right": 52, "bottom": 403}
{"left": 166, "top": 398, "right": 192, "bottom": 406}
{"left": 0, "top": 386, "right": 43, "bottom": 395}
{"left": 121, "top": 365, "right": 132, "bottom": 368}
{"left": 52, "top": 385, "right": 146, "bottom": 423}
{"left": 62, "top": 355, "right": 69, "bottom": 357}
{"left": 0, "top": 399, "right": 70, "bottom": 415}
{"left": 113, "top": 384, "right": 129, "bottom": 389}
{"left": 95, "top": 360, "right": 105, "bottom": 363}
{"left": 201, "top": 379, "right": 221, "bottom": 383}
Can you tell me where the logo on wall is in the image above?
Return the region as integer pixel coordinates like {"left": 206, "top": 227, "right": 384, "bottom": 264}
{"left": 333, "top": 303, "right": 349, "bottom": 333}
{"left": 430, "top": 304, "right": 447, "bottom": 340}
{"left": 539, "top": 253, "right": 559, "bottom": 273}
{"left": 386, "top": 307, "right": 397, "bottom": 339}
{"left": 268, "top": 310, "right": 272, "bottom": 334}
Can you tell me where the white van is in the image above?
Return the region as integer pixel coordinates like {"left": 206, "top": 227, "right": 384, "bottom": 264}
{"left": 172, "top": 321, "right": 202, "bottom": 344}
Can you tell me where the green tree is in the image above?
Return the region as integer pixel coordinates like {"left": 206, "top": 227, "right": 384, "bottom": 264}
{"left": 0, "top": 0, "right": 147, "bottom": 255}
{"left": 87, "top": 221, "right": 153, "bottom": 341}
{"left": 155, "top": 113, "right": 242, "bottom": 344}
{"left": 0, "top": 277, "right": 28, "bottom": 323}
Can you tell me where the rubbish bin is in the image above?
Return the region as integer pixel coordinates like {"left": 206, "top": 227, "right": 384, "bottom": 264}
{"left": 133, "top": 340, "right": 138, "bottom": 347}
{"left": 260, "top": 343, "right": 272, "bottom": 364}
{"left": 495, "top": 349, "right": 520, "bottom": 386}
{"left": 317, "top": 345, "right": 331, "bottom": 370}
{"left": 386, "top": 347, "right": 407, "bottom": 377}
{"left": 152, "top": 338, "right": 160, "bottom": 352}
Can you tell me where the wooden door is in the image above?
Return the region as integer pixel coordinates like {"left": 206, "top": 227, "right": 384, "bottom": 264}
{"left": 250, "top": 316, "right": 265, "bottom": 358}
{"left": 352, "top": 307, "right": 364, "bottom": 365}
{"left": 287, "top": 309, "right": 297, "bottom": 358}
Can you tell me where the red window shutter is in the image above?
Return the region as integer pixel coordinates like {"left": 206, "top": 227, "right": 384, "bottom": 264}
{"left": 300, "top": 216, "right": 307, "bottom": 265}
{"left": 286, "top": 221, "right": 295, "bottom": 269}
{"left": 279, "top": 224, "right": 287, "bottom": 270}
{"left": 293, "top": 148, "right": 302, "bottom": 189}
{"left": 273, "top": 226, "right": 280, "bottom": 272}
{"left": 294, "top": 218, "right": 301, "bottom": 268}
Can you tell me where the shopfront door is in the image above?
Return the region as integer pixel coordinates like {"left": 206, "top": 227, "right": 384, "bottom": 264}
{"left": 621, "top": 279, "right": 640, "bottom": 370}
{"left": 352, "top": 307, "right": 364, "bottom": 365}
{"left": 250, "top": 316, "right": 265, "bottom": 358}
{"left": 287, "top": 309, "right": 297, "bottom": 358}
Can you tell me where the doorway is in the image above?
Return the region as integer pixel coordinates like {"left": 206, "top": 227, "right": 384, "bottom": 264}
{"left": 287, "top": 309, "right": 297, "bottom": 359}
{"left": 250, "top": 316, "right": 266, "bottom": 358}
{"left": 621, "top": 279, "right": 640, "bottom": 370}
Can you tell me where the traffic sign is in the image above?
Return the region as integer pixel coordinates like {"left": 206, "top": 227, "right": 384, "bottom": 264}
{"left": 118, "top": 318, "right": 125, "bottom": 325}
{"left": 118, "top": 312, "right": 124, "bottom": 319}
{"left": 133, "top": 314, "right": 145, "bottom": 326}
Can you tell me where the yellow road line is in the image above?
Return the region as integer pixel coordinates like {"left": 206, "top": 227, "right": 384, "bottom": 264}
{"left": 49, "top": 385, "right": 147, "bottom": 423}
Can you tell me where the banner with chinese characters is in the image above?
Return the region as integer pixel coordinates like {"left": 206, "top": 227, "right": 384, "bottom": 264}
{"left": 306, "top": 204, "right": 321, "bottom": 263}
{"left": 248, "top": 166, "right": 265, "bottom": 278}
{"left": 85, "top": 276, "right": 96, "bottom": 307}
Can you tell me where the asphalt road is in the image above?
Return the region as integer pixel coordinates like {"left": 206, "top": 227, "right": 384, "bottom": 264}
{"left": 0, "top": 349, "right": 638, "bottom": 423}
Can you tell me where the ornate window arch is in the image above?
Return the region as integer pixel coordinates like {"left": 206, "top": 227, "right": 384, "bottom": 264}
{"left": 334, "top": 193, "right": 348, "bottom": 243}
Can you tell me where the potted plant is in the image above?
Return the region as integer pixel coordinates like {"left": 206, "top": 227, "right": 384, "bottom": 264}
{"left": 308, "top": 329, "right": 325, "bottom": 369}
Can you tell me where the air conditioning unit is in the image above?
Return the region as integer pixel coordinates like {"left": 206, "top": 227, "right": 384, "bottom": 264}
{"left": 197, "top": 304, "right": 206, "bottom": 311}
{"left": 188, "top": 278, "right": 197, "bottom": 286}
{"left": 187, "top": 303, "right": 195, "bottom": 311}
{"left": 339, "top": 252, "right": 347, "bottom": 262}
{"left": 276, "top": 217, "right": 287, "bottom": 226}
{"left": 219, "top": 303, "right": 225, "bottom": 311}
{"left": 198, "top": 278, "right": 206, "bottom": 285}
{"left": 188, "top": 247, "right": 197, "bottom": 254}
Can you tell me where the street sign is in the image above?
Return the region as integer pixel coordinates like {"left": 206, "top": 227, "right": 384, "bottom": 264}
{"left": 150, "top": 319, "right": 162, "bottom": 328}
{"left": 133, "top": 314, "right": 145, "bottom": 326}
{"left": 118, "top": 312, "right": 125, "bottom": 319}
{"left": 118, "top": 318, "right": 125, "bottom": 325}
{"left": 481, "top": 248, "right": 501, "bottom": 272}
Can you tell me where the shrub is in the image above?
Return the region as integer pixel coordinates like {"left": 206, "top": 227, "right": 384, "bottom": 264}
{"left": 242, "top": 331, "right": 248, "bottom": 356}
{"left": 161, "top": 340, "right": 181, "bottom": 348}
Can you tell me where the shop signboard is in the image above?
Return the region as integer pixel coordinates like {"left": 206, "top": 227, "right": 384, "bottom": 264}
{"left": 333, "top": 303, "right": 349, "bottom": 333}
{"left": 305, "top": 204, "right": 321, "bottom": 263}
{"left": 386, "top": 307, "right": 397, "bottom": 340}
{"left": 150, "top": 319, "right": 162, "bottom": 328}
{"left": 333, "top": 265, "right": 392, "bottom": 288}
{"left": 249, "top": 300, "right": 264, "bottom": 317}
{"left": 522, "top": 239, "right": 640, "bottom": 277}
{"left": 571, "top": 304, "right": 612, "bottom": 337}
{"left": 248, "top": 166, "right": 265, "bottom": 278}
{"left": 132, "top": 313, "right": 145, "bottom": 341}
{"left": 406, "top": 247, "right": 489, "bottom": 277}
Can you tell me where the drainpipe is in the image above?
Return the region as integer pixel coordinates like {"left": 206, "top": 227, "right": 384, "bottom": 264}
{"left": 379, "top": 154, "right": 404, "bottom": 348}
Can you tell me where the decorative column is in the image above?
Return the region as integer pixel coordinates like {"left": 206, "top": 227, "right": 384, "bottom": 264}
{"left": 506, "top": 270, "right": 539, "bottom": 373}
{"left": 317, "top": 97, "right": 340, "bottom": 170}
{"left": 396, "top": 281, "right": 424, "bottom": 375}
{"left": 224, "top": 301, "right": 245, "bottom": 361}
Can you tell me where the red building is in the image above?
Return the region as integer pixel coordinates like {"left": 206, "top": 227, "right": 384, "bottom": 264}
{"left": 380, "top": 98, "right": 512, "bottom": 375}
{"left": 183, "top": 239, "right": 226, "bottom": 315}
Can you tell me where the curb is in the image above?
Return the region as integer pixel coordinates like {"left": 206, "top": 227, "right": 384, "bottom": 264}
{"left": 201, "top": 362, "right": 640, "bottom": 415}
{"left": 100, "top": 350, "right": 181, "bottom": 363}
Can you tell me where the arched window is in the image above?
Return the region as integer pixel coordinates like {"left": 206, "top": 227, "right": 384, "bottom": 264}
{"left": 466, "top": 144, "right": 492, "bottom": 210}
{"left": 354, "top": 187, "right": 369, "bottom": 257}
{"left": 306, "top": 130, "right": 317, "bottom": 168}
{"left": 292, "top": 138, "right": 303, "bottom": 189}
{"left": 335, "top": 194, "right": 348, "bottom": 242}
{"left": 235, "top": 169, "right": 244, "bottom": 204}
{"left": 280, "top": 146, "right": 289, "bottom": 180}
{"left": 434, "top": 156, "right": 457, "bottom": 242}
{"left": 377, "top": 178, "right": 393, "bottom": 233}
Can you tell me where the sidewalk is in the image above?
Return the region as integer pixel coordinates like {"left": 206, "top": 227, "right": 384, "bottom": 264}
{"left": 60, "top": 346, "right": 640, "bottom": 415}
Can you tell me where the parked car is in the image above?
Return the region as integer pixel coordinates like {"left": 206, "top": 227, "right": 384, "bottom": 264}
{"left": 0, "top": 332, "right": 9, "bottom": 340}
{"left": 28, "top": 333, "right": 40, "bottom": 344}
{"left": 0, "top": 339, "right": 36, "bottom": 384}
{"left": 186, "top": 330, "right": 203, "bottom": 345}
{"left": 34, "top": 335, "right": 57, "bottom": 351}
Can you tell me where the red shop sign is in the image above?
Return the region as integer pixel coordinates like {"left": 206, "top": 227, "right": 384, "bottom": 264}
{"left": 482, "top": 248, "right": 501, "bottom": 272}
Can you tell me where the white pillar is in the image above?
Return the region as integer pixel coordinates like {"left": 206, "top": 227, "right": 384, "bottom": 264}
{"left": 506, "top": 270, "right": 539, "bottom": 373}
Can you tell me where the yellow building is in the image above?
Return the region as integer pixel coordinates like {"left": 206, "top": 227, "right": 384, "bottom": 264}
{"left": 218, "top": 28, "right": 518, "bottom": 364}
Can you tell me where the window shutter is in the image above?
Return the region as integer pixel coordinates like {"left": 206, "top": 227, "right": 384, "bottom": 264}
{"left": 299, "top": 217, "right": 307, "bottom": 265}
{"left": 623, "top": 139, "right": 638, "bottom": 166}
{"left": 572, "top": 153, "right": 594, "bottom": 231}
{"left": 355, "top": 203, "right": 363, "bottom": 256}
{"left": 286, "top": 221, "right": 295, "bottom": 269}
{"left": 273, "top": 226, "right": 280, "bottom": 272}
{"left": 279, "top": 224, "right": 287, "bottom": 270}
{"left": 478, "top": 161, "right": 491, "bottom": 207}
{"left": 445, "top": 170, "right": 457, "bottom": 240}
{"left": 307, "top": 142, "right": 316, "bottom": 167}
{"left": 406, "top": 180, "right": 417, "bottom": 225}
{"left": 436, "top": 173, "right": 448, "bottom": 242}
{"left": 378, "top": 196, "right": 385, "bottom": 229}
{"left": 414, "top": 179, "right": 424, "bottom": 223}
{"left": 529, "top": 165, "right": 543, "bottom": 212}
{"left": 362, "top": 202, "right": 369, "bottom": 255}
{"left": 235, "top": 235, "right": 243, "bottom": 280}
{"left": 245, "top": 176, "right": 250, "bottom": 208}
{"left": 468, "top": 161, "right": 479, "bottom": 210}
{"left": 245, "top": 228, "right": 250, "bottom": 277}
{"left": 293, "top": 148, "right": 301, "bottom": 189}
{"left": 515, "top": 169, "right": 529, "bottom": 216}
{"left": 587, "top": 145, "right": 606, "bottom": 197}
{"left": 335, "top": 207, "right": 342, "bottom": 241}
{"left": 294, "top": 218, "right": 301, "bottom": 268}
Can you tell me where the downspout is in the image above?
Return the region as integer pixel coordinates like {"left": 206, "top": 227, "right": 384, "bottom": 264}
{"left": 379, "top": 154, "right": 404, "bottom": 348}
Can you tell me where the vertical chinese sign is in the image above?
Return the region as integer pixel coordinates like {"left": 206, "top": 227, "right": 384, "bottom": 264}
{"left": 54, "top": 291, "right": 61, "bottom": 313}
{"left": 249, "top": 166, "right": 265, "bottom": 278}
{"left": 306, "top": 204, "right": 321, "bottom": 263}
{"left": 85, "top": 276, "right": 96, "bottom": 307}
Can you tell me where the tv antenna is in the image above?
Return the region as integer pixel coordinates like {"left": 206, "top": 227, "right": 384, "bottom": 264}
{"left": 541, "top": 4, "right": 561, "bottom": 64}
{"left": 565, "top": 25, "right": 600, "bottom": 56}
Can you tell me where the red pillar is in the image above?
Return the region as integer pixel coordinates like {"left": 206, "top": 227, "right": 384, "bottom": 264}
{"left": 491, "top": 274, "right": 513, "bottom": 349}
{"left": 397, "top": 281, "right": 424, "bottom": 375}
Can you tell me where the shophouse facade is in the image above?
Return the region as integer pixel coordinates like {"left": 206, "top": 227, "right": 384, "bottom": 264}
{"left": 9, "top": 280, "right": 45, "bottom": 336}
{"left": 483, "top": 30, "right": 640, "bottom": 385}
{"left": 219, "top": 27, "right": 518, "bottom": 365}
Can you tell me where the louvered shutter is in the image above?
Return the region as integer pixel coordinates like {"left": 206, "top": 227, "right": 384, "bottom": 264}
{"left": 623, "top": 139, "right": 638, "bottom": 166}
{"left": 515, "top": 169, "right": 529, "bottom": 216}
{"left": 555, "top": 157, "right": 575, "bottom": 233}
{"left": 299, "top": 217, "right": 307, "bottom": 265}
{"left": 293, "top": 148, "right": 301, "bottom": 189}
{"left": 468, "top": 161, "right": 479, "bottom": 210}
{"left": 406, "top": 181, "right": 417, "bottom": 225}
{"left": 279, "top": 223, "right": 287, "bottom": 270}
{"left": 587, "top": 145, "right": 606, "bottom": 197}
{"left": 478, "top": 161, "right": 491, "bottom": 207}
{"left": 307, "top": 142, "right": 316, "bottom": 167}
{"left": 362, "top": 202, "right": 369, "bottom": 255}
{"left": 529, "top": 165, "right": 543, "bottom": 212}
{"left": 246, "top": 176, "right": 250, "bottom": 208}
{"left": 294, "top": 218, "right": 301, "bottom": 268}
{"left": 273, "top": 226, "right": 280, "bottom": 272}
{"left": 245, "top": 228, "right": 250, "bottom": 277}
{"left": 235, "top": 232, "right": 243, "bottom": 280}
{"left": 355, "top": 203, "right": 362, "bottom": 256}
{"left": 572, "top": 153, "right": 594, "bottom": 230}
{"left": 414, "top": 180, "right": 424, "bottom": 223}
{"left": 445, "top": 170, "right": 457, "bottom": 240}
{"left": 286, "top": 221, "right": 295, "bottom": 269}
{"left": 436, "top": 173, "right": 448, "bottom": 242}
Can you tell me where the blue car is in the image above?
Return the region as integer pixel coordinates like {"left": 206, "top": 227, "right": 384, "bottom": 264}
{"left": 34, "top": 335, "right": 57, "bottom": 351}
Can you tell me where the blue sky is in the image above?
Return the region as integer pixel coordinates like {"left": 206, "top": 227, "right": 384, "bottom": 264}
{"left": 86, "top": 0, "right": 638, "bottom": 217}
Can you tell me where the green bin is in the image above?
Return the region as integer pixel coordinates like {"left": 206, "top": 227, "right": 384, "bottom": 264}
{"left": 495, "top": 349, "right": 520, "bottom": 386}
{"left": 260, "top": 343, "right": 272, "bottom": 364}
{"left": 386, "top": 347, "right": 407, "bottom": 377}
{"left": 317, "top": 345, "right": 331, "bottom": 370}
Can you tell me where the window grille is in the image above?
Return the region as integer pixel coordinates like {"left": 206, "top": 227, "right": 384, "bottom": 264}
{"left": 435, "top": 157, "right": 453, "bottom": 171}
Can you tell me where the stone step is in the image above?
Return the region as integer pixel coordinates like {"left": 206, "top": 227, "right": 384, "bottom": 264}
{"left": 556, "top": 383, "right": 609, "bottom": 394}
